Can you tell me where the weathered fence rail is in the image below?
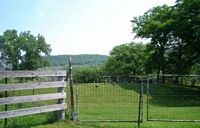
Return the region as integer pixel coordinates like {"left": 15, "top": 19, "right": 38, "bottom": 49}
{"left": 0, "top": 70, "right": 66, "bottom": 78}
{"left": 0, "top": 70, "right": 67, "bottom": 124}
{"left": 0, "top": 81, "right": 65, "bottom": 91}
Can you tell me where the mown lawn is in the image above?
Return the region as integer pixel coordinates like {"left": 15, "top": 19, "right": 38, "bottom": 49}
{"left": 32, "top": 121, "right": 200, "bottom": 128}
{"left": 0, "top": 82, "right": 200, "bottom": 128}
{"left": 148, "top": 83, "right": 200, "bottom": 121}
{"left": 75, "top": 83, "right": 140, "bottom": 121}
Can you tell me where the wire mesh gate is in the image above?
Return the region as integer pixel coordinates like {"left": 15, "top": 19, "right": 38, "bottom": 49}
{"left": 147, "top": 74, "right": 200, "bottom": 122}
{"left": 67, "top": 81, "right": 143, "bottom": 123}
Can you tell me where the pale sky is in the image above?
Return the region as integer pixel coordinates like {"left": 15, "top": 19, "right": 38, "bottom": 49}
{"left": 0, "top": 0, "right": 176, "bottom": 55}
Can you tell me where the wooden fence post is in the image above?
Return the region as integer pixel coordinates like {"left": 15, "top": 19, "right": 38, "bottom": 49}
{"left": 147, "top": 74, "right": 150, "bottom": 121}
{"left": 138, "top": 78, "right": 143, "bottom": 128}
{"left": 68, "top": 58, "right": 75, "bottom": 120}
{"left": 57, "top": 76, "right": 65, "bottom": 120}
{"left": 4, "top": 78, "right": 8, "bottom": 128}
{"left": 75, "top": 82, "right": 79, "bottom": 121}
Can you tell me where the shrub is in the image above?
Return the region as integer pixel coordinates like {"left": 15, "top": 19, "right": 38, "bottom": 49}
{"left": 73, "top": 67, "right": 99, "bottom": 83}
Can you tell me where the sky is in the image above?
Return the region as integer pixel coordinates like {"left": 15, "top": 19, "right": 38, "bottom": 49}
{"left": 0, "top": 0, "right": 176, "bottom": 55}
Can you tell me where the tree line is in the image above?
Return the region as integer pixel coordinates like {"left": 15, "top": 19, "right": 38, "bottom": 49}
{"left": 44, "top": 54, "right": 108, "bottom": 67}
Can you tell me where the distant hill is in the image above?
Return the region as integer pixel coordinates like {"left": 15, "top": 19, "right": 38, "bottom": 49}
{"left": 44, "top": 54, "right": 108, "bottom": 67}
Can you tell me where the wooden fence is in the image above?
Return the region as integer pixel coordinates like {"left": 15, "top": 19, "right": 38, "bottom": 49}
{"left": 0, "top": 70, "right": 67, "bottom": 124}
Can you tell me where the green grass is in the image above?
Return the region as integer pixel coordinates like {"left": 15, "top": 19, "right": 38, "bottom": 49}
{"left": 29, "top": 121, "right": 200, "bottom": 128}
{"left": 75, "top": 83, "right": 140, "bottom": 121}
{"left": 0, "top": 82, "right": 200, "bottom": 128}
{"left": 148, "top": 84, "right": 200, "bottom": 120}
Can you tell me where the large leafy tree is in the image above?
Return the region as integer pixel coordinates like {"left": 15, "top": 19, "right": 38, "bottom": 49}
{"left": 0, "top": 29, "right": 51, "bottom": 70}
{"left": 0, "top": 30, "right": 21, "bottom": 70}
{"left": 171, "top": 0, "right": 200, "bottom": 73}
{"left": 163, "top": 0, "right": 200, "bottom": 74}
{"left": 20, "top": 31, "right": 51, "bottom": 70}
{"left": 132, "top": 5, "right": 173, "bottom": 76}
{"left": 175, "top": 0, "right": 200, "bottom": 49}
{"left": 132, "top": 0, "right": 200, "bottom": 75}
{"left": 105, "top": 42, "right": 146, "bottom": 76}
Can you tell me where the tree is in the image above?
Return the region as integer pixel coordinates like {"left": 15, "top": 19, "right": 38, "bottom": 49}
{"left": 19, "top": 31, "right": 51, "bottom": 70}
{"left": 170, "top": 0, "right": 200, "bottom": 74}
{"left": 0, "top": 29, "right": 51, "bottom": 70}
{"left": 0, "top": 30, "right": 21, "bottom": 70}
{"left": 132, "top": 1, "right": 200, "bottom": 75}
{"left": 105, "top": 42, "right": 146, "bottom": 77}
{"left": 0, "top": 35, "right": 7, "bottom": 68}
{"left": 163, "top": 0, "right": 200, "bottom": 75}
{"left": 132, "top": 5, "right": 173, "bottom": 77}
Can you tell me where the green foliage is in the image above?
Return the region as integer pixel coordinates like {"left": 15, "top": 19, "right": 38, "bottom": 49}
{"left": 0, "top": 30, "right": 20, "bottom": 69}
{"left": 73, "top": 67, "right": 101, "bottom": 83}
{"left": 132, "top": 0, "right": 200, "bottom": 75}
{"left": 132, "top": 5, "right": 173, "bottom": 75}
{"left": 105, "top": 42, "right": 146, "bottom": 76}
{"left": 0, "top": 29, "right": 51, "bottom": 70}
{"left": 190, "top": 64, "right": 200, "bottom": 74}
{"left": 170, "top": 0, "right": 200, "bottom": 74}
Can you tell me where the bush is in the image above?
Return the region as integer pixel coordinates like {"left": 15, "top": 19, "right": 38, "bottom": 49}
{"left": 73, "top": 67, "right": 99, "bottom": 83}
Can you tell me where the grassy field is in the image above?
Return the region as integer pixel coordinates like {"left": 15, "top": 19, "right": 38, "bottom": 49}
{"left": 148, "top": 83, "right": 200, "bottom": 121}
{"left": 74, "top": 83, "right": 141, "bottom": 121}
{"left": 31, "top": 121, "right": 200, "bottom": 128}
{"left": 0, "top": 82, "right": 200, "bottom": 128}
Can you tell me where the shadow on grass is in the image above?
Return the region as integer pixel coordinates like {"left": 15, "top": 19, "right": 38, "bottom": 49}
{"left": 118, "top": 82, "right": 200, "bottom": 107}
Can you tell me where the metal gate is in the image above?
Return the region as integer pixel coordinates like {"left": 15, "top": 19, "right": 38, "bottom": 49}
{"left": 66, "top": 59, "right": 143, "bottom": 123}
{"left": 71, "top": 81, "right": 143, "bottom": 122}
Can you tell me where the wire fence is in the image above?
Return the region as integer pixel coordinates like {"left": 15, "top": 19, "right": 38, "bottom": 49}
{"left": 147, "top": 74, "right": 200, "bottom": 122}
{"left": 67, "top": 77, "right": 143, "bottom": 123}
